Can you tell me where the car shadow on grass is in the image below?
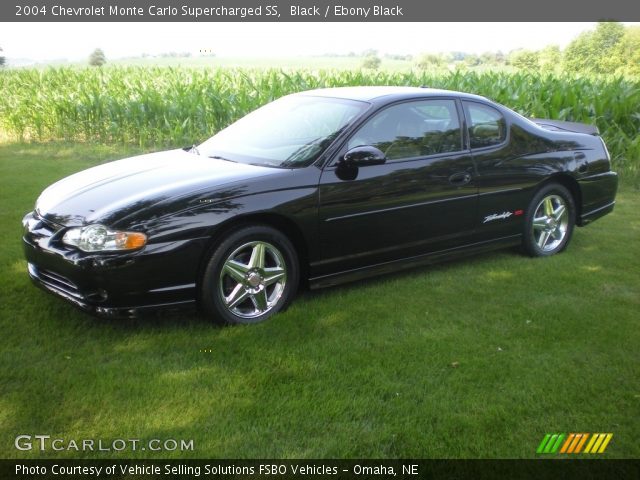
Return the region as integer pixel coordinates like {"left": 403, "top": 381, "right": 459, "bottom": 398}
{"left": 38, "top": 246, "right": 524, "bottom": 332}
{"left": 31, "top": 245, "right": 528, "bottom": 333}
{"left": 297, "top": 246, "right": 524, "bottom": 303}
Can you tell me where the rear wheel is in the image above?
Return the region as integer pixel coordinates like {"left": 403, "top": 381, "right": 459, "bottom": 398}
{"left": 201, "top": 226, "right": 299, "bottom": 325}
{"left": 523, "top": 183, "right": 575, "bottom": 257}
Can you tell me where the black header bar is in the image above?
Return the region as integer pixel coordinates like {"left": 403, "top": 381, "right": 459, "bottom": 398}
{"left": 3, "top": 0, "right": 640, "bottom": 22}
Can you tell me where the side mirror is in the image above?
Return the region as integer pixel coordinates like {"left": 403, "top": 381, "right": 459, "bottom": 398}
{"left": 341, "top": 146, "right": 387, "bottom": 168}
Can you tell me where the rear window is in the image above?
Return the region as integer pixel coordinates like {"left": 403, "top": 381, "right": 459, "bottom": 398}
{"left": 464, "top": 101, "right": 506, "bottom": 149}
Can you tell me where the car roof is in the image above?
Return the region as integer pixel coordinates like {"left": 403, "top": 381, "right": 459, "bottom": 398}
{"left": 295, "top": 86, "right": 490, "bottom": 103}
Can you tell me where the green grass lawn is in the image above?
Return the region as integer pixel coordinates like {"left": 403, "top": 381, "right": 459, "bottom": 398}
{"left": 0, "top": 142, "right": 638, "bottom": 459}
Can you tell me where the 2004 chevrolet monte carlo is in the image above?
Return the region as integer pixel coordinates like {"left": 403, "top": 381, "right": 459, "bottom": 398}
{"left": 22, "top": 87, "right": 618, "bottom": 325}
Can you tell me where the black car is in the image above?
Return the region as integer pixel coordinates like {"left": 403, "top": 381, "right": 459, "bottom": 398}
{"left": 22, "top": 87, "right": 618, "bottom": 324}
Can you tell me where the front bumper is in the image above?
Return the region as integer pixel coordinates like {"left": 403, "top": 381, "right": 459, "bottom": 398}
{"left": 22, "top": 211, "right": 205, "bottom": 318}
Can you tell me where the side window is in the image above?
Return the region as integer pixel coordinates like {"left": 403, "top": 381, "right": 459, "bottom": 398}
{"left": 464, "top": 101, "right": 506, "bottom": 149}
{"left": 348, "top": 99, "right": 462, "bottom": 161}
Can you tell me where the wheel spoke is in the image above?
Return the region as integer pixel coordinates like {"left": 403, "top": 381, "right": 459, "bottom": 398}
{"left": 225, "top": 283, "right": 249, "bottom": 309}
{"left": 532, "top": 216, "right": 548, "bottom": 231}
{"left": 544, "top": 197, "right": 554, "bottom": 216}
{"left": 223, "top": 259, "right": 248, "bottom": 283}
{"left": 538, "top": 230, "right": 551, "bottom": 249}
{"left": 251, "top": 289, "right": 268, "bottom": 312}
{"left": 553, "top": 204, "right": 566, "bottom": 221}
{"left": 248, "top": 242, "right": 266, "bottom": 269}
{"left": 551, "top": 227, "right": 562, "bottom": 240}
{"left": 263, "top": 266, "right": 286, "bottom": 286}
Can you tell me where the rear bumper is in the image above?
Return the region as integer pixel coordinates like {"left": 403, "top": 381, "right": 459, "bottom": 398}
{"left": 579, "top": 200, "right": 616, "bottom": 226}
{"left": 22, "top": 211, "right": 205, "bottom": 318}
{"left": 577, "top": 171, "right": 618, "bottom": 226}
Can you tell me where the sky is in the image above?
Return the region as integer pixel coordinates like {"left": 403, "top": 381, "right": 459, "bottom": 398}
{"left": 1, "top": 22, "right": 636, "bottom": 61}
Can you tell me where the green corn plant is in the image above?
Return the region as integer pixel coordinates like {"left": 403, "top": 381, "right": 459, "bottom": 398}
{"left": 0, "top": 66, "right": 637, "bottom": 182}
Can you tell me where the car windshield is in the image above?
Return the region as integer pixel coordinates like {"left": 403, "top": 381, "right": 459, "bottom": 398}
{"left": 199, "top": 95, "right": 368, "bottom": 168}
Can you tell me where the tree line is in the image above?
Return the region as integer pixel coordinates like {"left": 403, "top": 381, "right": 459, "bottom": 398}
{"left": 366, "top": 22, "right": 639, "bottom": 75}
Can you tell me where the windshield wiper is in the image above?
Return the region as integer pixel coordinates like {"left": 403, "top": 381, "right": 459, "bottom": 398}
{"left": 208, "top": 155, "right": 238, "bottom": 163}
{"left": 189, "top": 145, "right": 200, "bottom": 155}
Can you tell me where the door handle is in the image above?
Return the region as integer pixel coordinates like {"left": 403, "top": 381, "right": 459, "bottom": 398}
{"left": 449, "top": 172, "right": 472, "bottom": 186}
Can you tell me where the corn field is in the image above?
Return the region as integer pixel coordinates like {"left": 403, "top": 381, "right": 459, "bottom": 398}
{"left": 0, "top": 67, "right": 638, "bottom": 179}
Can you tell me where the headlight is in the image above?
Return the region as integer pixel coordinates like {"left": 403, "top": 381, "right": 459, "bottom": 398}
{"left": 62, "top": 224, "right": 147, "bottom": 252}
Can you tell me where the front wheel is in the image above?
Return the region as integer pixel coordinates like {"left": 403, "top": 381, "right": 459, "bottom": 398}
{"left": 201, "top": 226, "right": 299, "bottom": 325}
{"left": 523, "top": 183, "right": 576, "bottom": 257}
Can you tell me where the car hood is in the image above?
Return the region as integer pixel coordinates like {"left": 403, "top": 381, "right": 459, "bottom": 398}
{"left": 36, "top": 149, "right": 278, "bottom": 227}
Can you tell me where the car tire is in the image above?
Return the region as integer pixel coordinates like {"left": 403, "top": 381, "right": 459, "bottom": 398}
{"left": 201, "top": 225, "right": 299, "bottom": 325}
{"left": 523, "top": 183, "right": 576, "bottom": 257}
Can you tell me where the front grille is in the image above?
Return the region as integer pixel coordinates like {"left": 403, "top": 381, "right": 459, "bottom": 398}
{"left": 28, "top": 263, "right": 83, "bottom": 300}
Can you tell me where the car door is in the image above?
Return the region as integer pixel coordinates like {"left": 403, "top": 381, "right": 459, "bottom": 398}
{"left": 316, "top": 98, "right": 478, "bottom": 276}
{"left": 462, "top": 100, "right": 533, "bottom": 241}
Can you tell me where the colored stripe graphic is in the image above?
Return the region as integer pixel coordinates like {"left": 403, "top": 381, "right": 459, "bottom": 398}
{"left": 560, "top": 434, "right": 575, "bottom": 453}
{"left": 584, "top": 434, "right": 598, "bottom": 453}
{"left": 574, "top": 433, "right": 589, "bottom": 453}
{"left": 536, "top": 434, "right": 551, "bottom": 454}
{"left": 584, "top": 433, "right": 613, "bottom": 453}
{"left": 598, "top": 433, "right": 613, "bottom": 453}
{"left": 537, "top": 433, "right": 565, "bottom": 454}
{"left": 538, "top": 433, "right": 612, "bottom": 454}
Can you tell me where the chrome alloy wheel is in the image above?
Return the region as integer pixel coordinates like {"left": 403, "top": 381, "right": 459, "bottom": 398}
{"left": 531, "top": 194, "right": 569, "bottom": 252}
{"left": 218, "top": 241, "right": 287, "bottom": 319}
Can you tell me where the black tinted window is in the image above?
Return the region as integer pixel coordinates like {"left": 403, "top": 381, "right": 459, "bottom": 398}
{"left": 348, "top": 100, "right": 462, "bottom": 160}
{"left": 464, "top": 101, "right": 506, "bottom": 149}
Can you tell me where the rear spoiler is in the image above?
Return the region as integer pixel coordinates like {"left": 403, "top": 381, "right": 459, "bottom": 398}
{"left": 530, "top": 118, "right": 599, "bottom": 136}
